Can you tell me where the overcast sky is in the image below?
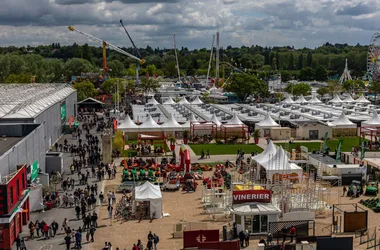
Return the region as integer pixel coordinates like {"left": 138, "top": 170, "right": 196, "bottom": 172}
{"left": 0, "top": 0, "right": 378, "bottom": 49}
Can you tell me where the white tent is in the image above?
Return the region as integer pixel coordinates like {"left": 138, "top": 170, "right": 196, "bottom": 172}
{"left": 134, "top": 182, "right": 163, "bottom": 219}
{"left": 282, "top": 96, "right": 294, "bottom": 104}
{"left": 294, "top": 95, "right": 308, "bottom": 103}
{"left": 209, "top": 114, "right": 222, "bottom": 127}
{"left": 356, "top": 95, "right": 371, "bottom": 103}
{"left": 148, "top": 98, "right": 160, "bottom": 105}
{"left": 140, "top": 114, "right": 160, "bottom": 129}
{"left": 191, "top": 96, "right": 204, "bottom": 105}
{"left": 178, "top": 96, "right": 190, "bottom": 104}
{"left": 161, "top": 113, "right": 182, "bottom": 130}
{"left": 182, "top": 114, "right": 199, "bottom": 128}
{"left": 308, "top": 94, "right": 322, "bottom": 104}
{"left": 256, "top": 113, "right": 280, "bottom": 128}
{"left": 227, "top": 113, "right": 244, "bottom": 125}
{"left": 163, "top": 97, "right": 176, "bottom": 105}
{"left": 118, "top": 115, "right": 139, "bottom": 132}
{"left": 362, "top": 111, "right": 380, "bottom": 126}
{"left": 329, "top": 95, "right": 343, "bottom": 103}
{"left": 343, "top": 95, "right": 355, "bottom": 103}
{"left": 252, "top": 140, "right": 277, "bottom": 164}
{"left": 327, "top": 112, "right": 356, "bottom": 128}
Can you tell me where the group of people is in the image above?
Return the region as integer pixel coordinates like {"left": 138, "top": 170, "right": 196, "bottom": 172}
{"left": 199, "top": 148, "right": 210, "bottom": 159}
{"left": 131, "top": 231, "right": 160, "bottom": 250}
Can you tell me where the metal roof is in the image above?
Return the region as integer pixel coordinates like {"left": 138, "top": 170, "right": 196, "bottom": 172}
{"left": 0, "top": 84, "right": 75, "bottom": 119}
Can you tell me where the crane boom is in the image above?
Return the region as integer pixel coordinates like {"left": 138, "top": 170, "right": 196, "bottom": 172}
{"left": 120, "top": 19, "right": 141, "bottom": 58}
{"left": 68, "top": 26, "right": 145, "bottom": 65}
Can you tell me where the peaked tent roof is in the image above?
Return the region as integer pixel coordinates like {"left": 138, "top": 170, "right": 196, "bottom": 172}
{"left": 118, "top": 115, "right": 138, "bottom": 130}
{"left": 191, "top": 96, "right": 204, "bottom": 105}
{"left": 328, "top": 112, "right": 355, "bottom": 127}
{"left": 78, "top": 97, "right": 104, "bottom": 105}
{"left": 161, "top": 114, "right": 181, "bottom": 128}
{"left": 252, "top": 140, "right": 277, "bottom": 164}
{"left": 329, "top": 95, "right": 343, "bottom": 103}
{"left": 308, "top": 94, "right": 322, "bottom": 104}
{"left": 178, "top": 96, "right": 190, "bottom": 104}
{"left": 343, "top": 95, "right": 355, "bottom": 103}
{"left": 140, "top": 114, "right": 160, "bottom": 128}
{"left": 294, "top": 95, "right": 308, "bottom": 103}
{"left": 256, "top": 113, "right": 280, "bottom": 127}
{"left": 148, "top": 98, "right": 160, "bottom": 105}
{"left": 134, "top": 181, "right": 162, "bottom": 201}
{"left": 282, "top": 96, "right": 294, "bottom": 104}
{"left": 356, "top": 95, "right": 371, "bottom": 103}
{"left": 182, "top": 114, "right": 199, "bottom": 127}
{"left": 209, "top": 114, "right": 222, "bottom": 127}
{"left": 227, "top": 113, "right": 244, "bottom": 125}
{"left": 362, "top": 111, "right": 380, "bottom": 126}
{"left": 163, "top": 97, "right": 176, "bottom": 105}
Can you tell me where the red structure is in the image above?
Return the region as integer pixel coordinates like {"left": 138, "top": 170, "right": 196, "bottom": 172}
{"left": 220, "top": 124, "right": 249, "bottom": 143}
{"left": 360, "top": 126, "right": 380, "bottom": 149}
{"left": 0, "top": 165, "right": 30, "bottom": 250}
{"left": 183, "top": 230, "right": 220, "bottom": 249}
{"left": 190, "top": 121, "right": 218, "bottom": 141}
{"left": 198, "top": 241, "right": 240, "bottom": 250}
{"left": 179, "top": 145, "right": 191, "bottom": 173}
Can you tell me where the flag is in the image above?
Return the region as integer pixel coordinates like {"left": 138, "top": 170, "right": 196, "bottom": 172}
{"left": 113, "top": 119, "right": 117, "bottom": 131}
{"left": 360, "top": 140, "right": 365, "bottom": 161}
{"left": 336, "top": 140, "right": 343, "bottom": 162}
{"left": 323, "top": 132, "right": 328, "bottom": 153}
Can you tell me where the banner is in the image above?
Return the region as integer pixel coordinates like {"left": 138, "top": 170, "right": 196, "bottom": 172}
{"left": 31, "top": 160, "right": 39, "bottom": 181}
{"left": 323, "top": 132, "right": 328, "bottom": 153}
{"left": 232, "top": 190, "right": 271, "bottom": 204}
{"left": 113, "top": 119, "right": 117, "bottom": 131}
{"left": 336, "top": 140, "right": 343, "bottom": 162}
{"left": 60, "top": 102, "right": 67, "bottom": 123}
{"left": 360, "top": 140, "right": 365, "bottom": 161}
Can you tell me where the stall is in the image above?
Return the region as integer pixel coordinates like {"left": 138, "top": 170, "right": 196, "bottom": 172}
{"left": 255, "top": 113, "right": 280, "bottom": 138}
{"left": 134, "top": 182, "right": 163, "bottom": 219}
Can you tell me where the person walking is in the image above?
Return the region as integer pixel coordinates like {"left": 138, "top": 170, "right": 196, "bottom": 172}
{"left": 35, "top": 220, "right": 40, "bottom": 238}
{"left": 20, "top": 238, "right": 27, "bottom": 250}
{"left": 289, "top": 226, "right": 296, "bottom": 243}
{"left": 147, "top": 238, "right": 153, "bottom": 250}
{"left": 89, "top": 226, "right": 96, "bottom": 242}
{"left": 153, "top": 234, "right": 159, "bottom": 250}
{"left": 267, "top": 232, "right": 273, "bottom": 246}
{"left": 51, "top": 220, "right": 59, "bottom": 236}
{"left": 75, "top": 230, "right": 82, "bottom": 249}
{"left": 15, "top": 235, "right": 21, "bottom": 250}
{"left": 238, "top": 230, "right": 245, "bottom": 248}
{"left": 65, "top": 234, "right": 72, "bottom": 250}
{"left": 244, "top": 230, "right": 250, "bottom": 247}
{"left": 343, "top": 186, "right": 347, "bottom": 196}
{"left": 99, "top": 192, "right": 104, "bottom": 206}
{"left": 43, "top": 223, "right": 50, "bottom": 240}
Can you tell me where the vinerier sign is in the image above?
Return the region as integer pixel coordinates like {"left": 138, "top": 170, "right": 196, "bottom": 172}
{"left": 232, "top": 190, "right": 271, "bottom": 204}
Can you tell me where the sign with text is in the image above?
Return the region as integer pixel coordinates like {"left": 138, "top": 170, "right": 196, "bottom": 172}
{"left": 232, "top": 190, "right": 271, "bottom": 204}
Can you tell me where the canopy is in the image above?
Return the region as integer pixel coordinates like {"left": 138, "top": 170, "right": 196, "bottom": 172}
{"left": 252, "top": 140, "right": 277, "bottom": 164}
{"left": 356, "top": 95, "right": 371, "bottom": 103}
{"left": 231, "top": 203, "right": 281, "bottom": 216}
{"left": 178, "top": 96, "right": 190, "bottom": 104}
{"left": 148, "top": 98, "right": 160, "bottom": 105}
{"left": 163, "top": 97, "right": 176, "bottom": 105}
{"left": 327, "top": 112, "right": 356, "bottom": 127}
{"left": 282, "top": 96, "right": 294, "bottom": 104}
{"left": 134, "top": 182, "right": 162, "bottom": 219}
{"left": 191, "top": 96, "right": 204, "bottom": 105}
{"left": 227, "top": 113, "right": 244, "bottom": 125}
{"left": 256, "top": 113, "right": 280, "bottom": 128}
{"left": 343, "top": 95, "right": 355, "bottom": 103}
{"left": 209, "top": 114, "right": 222, "bottom": 127}
{"left": 118, "top": 115, "right": 139, "bottom": 132}
{"left": 161, "top": 113, "right": 182, "bottom": 130}
{"left": 294, "top": 95, "right": 308, "bottom": 103}
{"left": 329, "top": 95, "right": 343, "bottom": 103}
{"left": 308, "top": 94, "right": 322, "bottom": 104}
{"left": 140, "top": 114, "right": 160, "bottom": 129}
{"left": 362, "top": 111, "right": 380, "bottom": 126}
{"left": 182, "top": 114, "right": 199, "bottom": 128}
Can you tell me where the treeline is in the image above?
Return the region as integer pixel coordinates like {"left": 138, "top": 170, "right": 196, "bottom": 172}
{"left": 0, "top": 42, "right": 368, "bottom": 83}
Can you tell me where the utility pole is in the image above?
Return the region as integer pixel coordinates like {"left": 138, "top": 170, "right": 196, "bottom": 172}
{"left": 215, "top": 32, "right": 220, "bottom": 88}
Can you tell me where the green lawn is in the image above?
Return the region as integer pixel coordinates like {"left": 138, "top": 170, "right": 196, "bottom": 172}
{"left": 190, "top": 144, "right": 264, "bottom": 155}
{"left": 276, "top": 137, "right": 364, "bottom": 152}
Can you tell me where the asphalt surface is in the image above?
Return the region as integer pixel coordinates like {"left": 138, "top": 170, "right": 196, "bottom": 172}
{"left": 14, "top": 126, "right": 105, "bottom": 250}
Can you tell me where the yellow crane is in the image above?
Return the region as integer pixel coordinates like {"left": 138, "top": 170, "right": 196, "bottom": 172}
{"left": 68, "top": 26, "right": 145, "bottom": 73}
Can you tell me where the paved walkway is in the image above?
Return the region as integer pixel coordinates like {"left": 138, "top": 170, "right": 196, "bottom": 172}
{"left": 15, "top": 127, "right": 106, "bottom": 250}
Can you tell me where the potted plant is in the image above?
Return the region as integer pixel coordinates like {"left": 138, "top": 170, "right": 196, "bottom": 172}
{"left": 253, "top": 129, "right": 261, "bottom": 144}
{"left": 168, "top": 136, "right": 176, "bottom": 151}
{"left": 183, "top": 130, "right": 189, "bottom": 144}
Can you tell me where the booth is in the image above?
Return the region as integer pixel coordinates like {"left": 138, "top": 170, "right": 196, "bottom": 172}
{"left": 134, "top": 182, "right": 163, "bottom": 219}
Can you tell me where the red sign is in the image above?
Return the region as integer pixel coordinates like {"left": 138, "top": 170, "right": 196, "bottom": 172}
{"left": 232, "top": 190, "right": 271, "bottom": 204}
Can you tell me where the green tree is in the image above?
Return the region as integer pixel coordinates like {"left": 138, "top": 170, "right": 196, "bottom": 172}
{"left": 74, "top": 80, "right": 98, "bottom": 101}
{"left": 138, "top": 76, "right": 160, "bottom": 93}
{"left": 82, "top": 43, "right": 92, "bottom": 62}
{"left": 317, "top": 87, "right": 329, "bottom": 97}
{"left": 327, "top": 80, "right": 342, "bottom": 95}
{"left": 306, "top": 51, "right": 313, "bottom": 67}
{"left": 299, "top": 67, "right": 315, "bottom": 81}
{"left": 342, "top": 80, "right": 365, "bottom": 93}
{"left": 288, "top": 53, "right": 294, "bottom": 70}
{"left": 101, "top": 78, "right": 126, "bottom": 95}
{"left": 275, "top": 53, "right": 280, "bottom": 70}
{"left": 284, "top": 83, "right": 311, "bottom": 96}
{"left": 280, "top": 71, "right": 291, "bottom": 82}
{"left": 113, "top": 130, "right": 124, "bottom": 152}
{"left": 4, "top": 74, "right": 32, "bottom": 83}
{"left": 73, "top": 45, "right": 83, "bottom": 58}
{"left": 107, "top": 60, "right": 124, "bottom": 77}
{"left": 315, "top": 66, "right": 327, "bottom": 81}
{"left": 225, "top": 73, "right": 268, "bottom": 101}
{"left": 370, "top": 81, "right": 380, "bottom": 103}
{"left": 64, "top": 58, "right": 97, "bottom": 79}
{"left": 298, "top": 54, "right": 303, "bottom": 70}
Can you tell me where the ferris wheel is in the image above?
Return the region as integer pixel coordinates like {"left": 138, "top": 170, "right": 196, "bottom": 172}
{"left": 367, "top": 32, "right": 380, "bottom": 83}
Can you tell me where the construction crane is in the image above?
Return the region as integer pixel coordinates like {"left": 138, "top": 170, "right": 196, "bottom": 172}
{"left": 120, "top": 19, "right": 142, "bottom": 84}
{"left": 68, "top": 26, "right": 145, "bottom": 75}
{"left": 173, "top": 34, "right": 181, "bottom": 82}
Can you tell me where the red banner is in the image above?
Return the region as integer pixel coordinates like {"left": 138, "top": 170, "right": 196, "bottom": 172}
{"left": 113, "top": 119, "right": 117, "bottom": 131}
{"left": 232, "top": 190, "right": 271, "bottom": 204}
